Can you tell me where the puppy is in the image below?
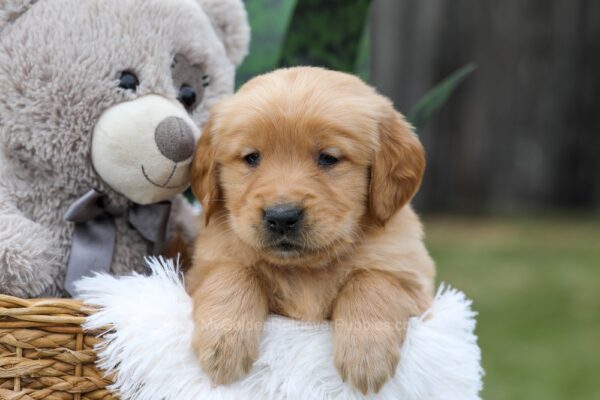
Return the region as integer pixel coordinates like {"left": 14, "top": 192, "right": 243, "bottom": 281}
{"left": 186, "top": 67, "right": 435, "bottom": 394}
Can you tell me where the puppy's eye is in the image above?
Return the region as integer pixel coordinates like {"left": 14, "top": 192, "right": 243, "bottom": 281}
{"left": 118, "top": 71, "right": 139, "bottom": 92}
{"left": 244, "top": 152, "right": 261, "bottom": 167}
{"left": 178, "top": 85, "right": 197, "bottom": 112}
{"left": 318, "top": 152, "right": 339, "bottom": 167}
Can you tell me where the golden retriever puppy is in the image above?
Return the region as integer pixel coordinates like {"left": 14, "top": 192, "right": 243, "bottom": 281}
{"left": 186, "top": 67, "right": 435, "bottom": 394}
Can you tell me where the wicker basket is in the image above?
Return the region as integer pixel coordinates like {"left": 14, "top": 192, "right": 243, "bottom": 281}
{"left": 0, "top": 295, "right": 116, "bottom": 400}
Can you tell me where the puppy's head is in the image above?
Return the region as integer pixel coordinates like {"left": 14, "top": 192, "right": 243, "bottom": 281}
{"left": 192, "top": 67, "right": 425, "bottom": 266}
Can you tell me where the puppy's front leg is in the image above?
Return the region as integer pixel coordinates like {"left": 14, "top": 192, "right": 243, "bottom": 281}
{"left": 332, "top": 270, "right": 430, "bottom": 394}
{"left": 190, "top": 262, "right": 268, "bottom": 385}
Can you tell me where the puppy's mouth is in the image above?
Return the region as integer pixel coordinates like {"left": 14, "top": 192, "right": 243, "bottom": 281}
{"left": 275, "top": 241, "right": 301, "bottom": 251}
{"left": 141, "top": 164, "right": 189, "bottom": 190}
{"left": 268, "top": 240, "right": 304, "bottom": 255}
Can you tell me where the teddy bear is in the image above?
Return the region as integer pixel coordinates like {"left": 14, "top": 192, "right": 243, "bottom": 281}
{"left": 0, "top": 0, "right": 250, "bottom": 297}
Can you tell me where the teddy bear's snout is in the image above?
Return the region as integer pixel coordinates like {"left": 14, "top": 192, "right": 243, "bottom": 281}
{"left": 155, "top": 117, "right": 195, "bottom": 163}
{"left": 92, "top": 95, "right": 200, "bottom": 204}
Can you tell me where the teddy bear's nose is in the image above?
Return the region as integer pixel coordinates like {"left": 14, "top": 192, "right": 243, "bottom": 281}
{"left": 154, "top": 116, "right": 195, "bottom": 162}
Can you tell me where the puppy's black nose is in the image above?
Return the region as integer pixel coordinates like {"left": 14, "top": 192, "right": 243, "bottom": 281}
{"left": 264, "top": 205, "right": 304, "bottom": 236}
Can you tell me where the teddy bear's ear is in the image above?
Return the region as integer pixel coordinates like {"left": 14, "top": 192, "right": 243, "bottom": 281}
{"left": 196, "top": 0, "right": 250, "bottom": 66}
{"left": 0, "top": 0, "right": 38, "bottom": 33}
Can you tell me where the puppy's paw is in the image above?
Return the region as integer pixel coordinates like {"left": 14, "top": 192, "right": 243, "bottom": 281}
{"left": 334, "top": 326, "right": 401, "bottom": 394}
{"left": 193, "top": 320, "right": 259, "bottom": 385}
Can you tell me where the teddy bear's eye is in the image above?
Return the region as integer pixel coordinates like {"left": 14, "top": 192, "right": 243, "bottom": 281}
{"left": 178, "top": 85, "right": 197, "bottom": 112}
{"left": 118, "top": 71, "right": 139, "bottom": 92}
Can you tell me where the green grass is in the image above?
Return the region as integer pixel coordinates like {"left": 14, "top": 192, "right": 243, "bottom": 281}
{"left": 424, "top": 216, "right": 600, "bottom": 400}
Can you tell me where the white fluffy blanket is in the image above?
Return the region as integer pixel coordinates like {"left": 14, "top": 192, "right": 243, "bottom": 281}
{"left": 78, "top": 258, "right": 483, "bottom": 400}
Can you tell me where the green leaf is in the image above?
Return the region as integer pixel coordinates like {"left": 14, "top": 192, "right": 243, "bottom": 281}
{"left": 408, "top": 63, "right": 477, "bottom": 131}
{"left": 235, "top": 0, "right": 298, "bottom": 88}
{"left": 277, "top": 0, "right": 371, "bottom": 72}
{"left": 354, "top": 18, "right": 370, "bottom": 81}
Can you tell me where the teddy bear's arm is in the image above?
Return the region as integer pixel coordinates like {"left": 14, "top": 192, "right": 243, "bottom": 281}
{"left": 169, "top": 195, "right": 199, "bottom": 241}
{"left": 163, "top": 195, "right": 200, "bottom": 270}
{"left": 0, "top": 192, "right": 62, "bottom": 297}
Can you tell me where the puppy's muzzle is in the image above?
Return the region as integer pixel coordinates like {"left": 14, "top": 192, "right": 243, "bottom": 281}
{"left": 263, "top": 204, "right": 304, "bottom": 237}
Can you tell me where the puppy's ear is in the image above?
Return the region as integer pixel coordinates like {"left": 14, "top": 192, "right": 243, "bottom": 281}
{"left": 191, "top": 121, "right": 221, "bottom": 225}
{"left": 369, "top": 107, "right": 425, "bottom": 225}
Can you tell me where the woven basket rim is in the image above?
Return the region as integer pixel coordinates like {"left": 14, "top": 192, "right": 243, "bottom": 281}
{"left": 0, "top": 294, "right": 97, "bottom": 330}
{"left": 0, "top": 294, "right": 116, "bottom": 399}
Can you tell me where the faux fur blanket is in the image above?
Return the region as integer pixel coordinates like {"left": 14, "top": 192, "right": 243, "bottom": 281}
{"left": 78, "top": 258, "right": 483, "bottom": 400}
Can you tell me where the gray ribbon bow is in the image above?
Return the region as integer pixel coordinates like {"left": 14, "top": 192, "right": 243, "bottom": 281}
{"left": 63, "top": 189, "right": 171, "bottom": 296}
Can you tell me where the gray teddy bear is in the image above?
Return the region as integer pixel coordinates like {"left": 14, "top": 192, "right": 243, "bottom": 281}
{"left": 0, "top": 0, "right": 250, "bottom": 297}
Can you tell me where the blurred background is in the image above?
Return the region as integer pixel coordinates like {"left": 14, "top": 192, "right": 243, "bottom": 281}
{"left": 236, "top": 0, "right": 600, "bottom": 398}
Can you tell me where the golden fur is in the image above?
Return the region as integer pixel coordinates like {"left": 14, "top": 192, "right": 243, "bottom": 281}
{"left": 186, "top": 67, "right": 436, "bottom": 394}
